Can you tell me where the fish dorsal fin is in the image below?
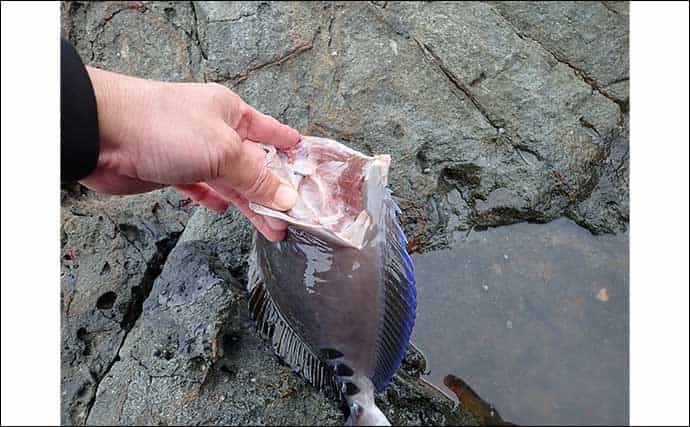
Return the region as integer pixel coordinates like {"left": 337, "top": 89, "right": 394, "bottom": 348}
{"left": 370, "top": 193, "right": 417, "bottom": 391}
{"left": 247, "top": 253, "right": 340, "bottom": 398}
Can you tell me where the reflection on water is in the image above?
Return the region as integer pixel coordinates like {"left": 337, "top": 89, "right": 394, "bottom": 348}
{"left": 410, "top": 218, "right": 628, "bottom": 425}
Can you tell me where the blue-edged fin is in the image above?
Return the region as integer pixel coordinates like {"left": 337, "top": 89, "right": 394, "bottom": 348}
{"left": 370, "top": 193, "right": 417, "bottom": 391}
{"left": 247, "top": 253, "right": 340, "bottom": 398}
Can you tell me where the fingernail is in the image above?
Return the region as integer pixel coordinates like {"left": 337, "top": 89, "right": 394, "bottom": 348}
{"left": 274, "top": 184, "right": 298, "bottom": 210}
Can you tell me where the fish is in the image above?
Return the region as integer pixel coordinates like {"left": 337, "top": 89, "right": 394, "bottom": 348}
{"left": 247, "top": 136, "right": 417, "bottom": 426}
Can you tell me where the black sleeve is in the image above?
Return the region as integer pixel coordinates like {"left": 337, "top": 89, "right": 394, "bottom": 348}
{"left": 61, "top": 38, "right": 100, "bottom": 181}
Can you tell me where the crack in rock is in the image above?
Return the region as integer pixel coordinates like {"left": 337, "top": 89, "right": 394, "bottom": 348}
{"left": 88, "top": 2, "right": 148, "bottom": 62}
{"left": 327, "top": 7, "right": 336, "bottom": 48}
{"left": 189, "top": 1, "right": 208, "bottom": 61}
{"left": 83, "top": 232, "right": 181, "bottom": 423}
{"left": 600, "top": 1, "right": 622, "bottom": 16}
{"left": 210, "top": 12, "right": 257, "bottom": 24}
{"left": 412, "top": 37, "right": 502, "bottom": 131}
{"left": 208, "top": 32, "right": 318, "bottom": 83}
{"left": 156, "top": 2, "right": 207, "bottom": 62}
{"left": 488, "top": 5, "right": 627, "bottom": 117}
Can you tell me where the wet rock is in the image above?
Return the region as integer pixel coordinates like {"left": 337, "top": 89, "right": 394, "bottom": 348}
{"left": 488, "top": 1, "right": 629, "bottom": 106}
{"left": 567, "top": 114, "right": 629, "bottom": 234}
{"left": 194, "top": 1, "right": 322, "bottom": 82}
{"left": 62, "top": 1, "right": 203, "bottom": 81}
{"left": 60, "top": 187, "right": 193, "bottom": 425}
{"left": 85, "top": 240, "right": 243, "bottom": 425}
{"left": 377, "top": 1, "right": 622, "bottom": 237}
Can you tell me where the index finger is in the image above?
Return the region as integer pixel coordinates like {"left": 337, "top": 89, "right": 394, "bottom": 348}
{"left": 236, "top": 104, "right": 301, "bottom": 149}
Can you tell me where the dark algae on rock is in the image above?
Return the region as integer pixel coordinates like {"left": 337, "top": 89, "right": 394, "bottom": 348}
{"left": 61, "top": 1, "right": 628, "bottom": 425}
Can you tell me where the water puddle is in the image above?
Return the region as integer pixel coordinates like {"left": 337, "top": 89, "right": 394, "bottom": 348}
{"left": 410, "top": 218, "right": 628, "bottom": 425}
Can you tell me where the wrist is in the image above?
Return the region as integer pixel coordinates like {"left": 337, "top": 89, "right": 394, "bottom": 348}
{"left": 85, "top": 66, "right": 153, "bottom": 175}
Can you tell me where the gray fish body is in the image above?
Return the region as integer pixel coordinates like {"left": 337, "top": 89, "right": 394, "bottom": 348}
{"left": 248, "top": 137, "right": 416, "bottom": 425}
{"left": 253, "top": 229, "right": 380, "bottom": 376}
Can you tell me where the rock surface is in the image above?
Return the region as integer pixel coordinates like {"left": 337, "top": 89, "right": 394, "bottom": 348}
{"left": 60, "top": 185, "right": 193, "bottom": 425}
{"left": 61, "top": 1, "right": 628, "bottom": 425}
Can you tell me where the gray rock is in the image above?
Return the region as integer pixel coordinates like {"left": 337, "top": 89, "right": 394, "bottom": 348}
{"left": 86, "top": 240, "right": 243, "bottom": 425}
{"left": 194, "top": 1, "right": 322, "bottom": 82}
{"left": 62, "top": 1, "right": 203, "bottom": 81}
{"left": 179, "top": 205, "right": 253, "bottom": 256}
{"left": 60, "top": 186, "right": 193, "bottom": 425}
{"left": 601, "top": 1, "right": 630, "bottom": 17}
{"left": 489, "top": 1, "right": 629, "bottom": 106}
{"left": 378, "top": 1, "right": 623, "bottom": 235}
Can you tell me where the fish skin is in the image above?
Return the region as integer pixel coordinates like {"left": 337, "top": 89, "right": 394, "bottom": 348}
{"left": 247, "top": 136, "right": 416, "bottom": 426}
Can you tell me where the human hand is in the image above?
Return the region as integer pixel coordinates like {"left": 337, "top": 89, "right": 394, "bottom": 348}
{"left": 80, "top": 66, "right": 300, "bottom": 241}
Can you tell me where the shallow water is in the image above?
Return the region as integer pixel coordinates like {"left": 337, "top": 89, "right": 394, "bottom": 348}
{"left": 410, "top": 218, "right": 629, "bottom": 425}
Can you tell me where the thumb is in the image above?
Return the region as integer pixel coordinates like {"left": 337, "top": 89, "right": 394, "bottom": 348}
{"left": 208, "top": 138, "right": 298, "bottom": 211}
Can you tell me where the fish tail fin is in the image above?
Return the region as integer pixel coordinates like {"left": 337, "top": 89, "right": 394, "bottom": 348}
{"left": 346, "top": 401, "right": 391, "bottom": 426}
{"left": 344, "top": 378, "right": 391, "bottom": 426}
{"left": 345, "top": 405, "right": 391, "bottom": 426}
